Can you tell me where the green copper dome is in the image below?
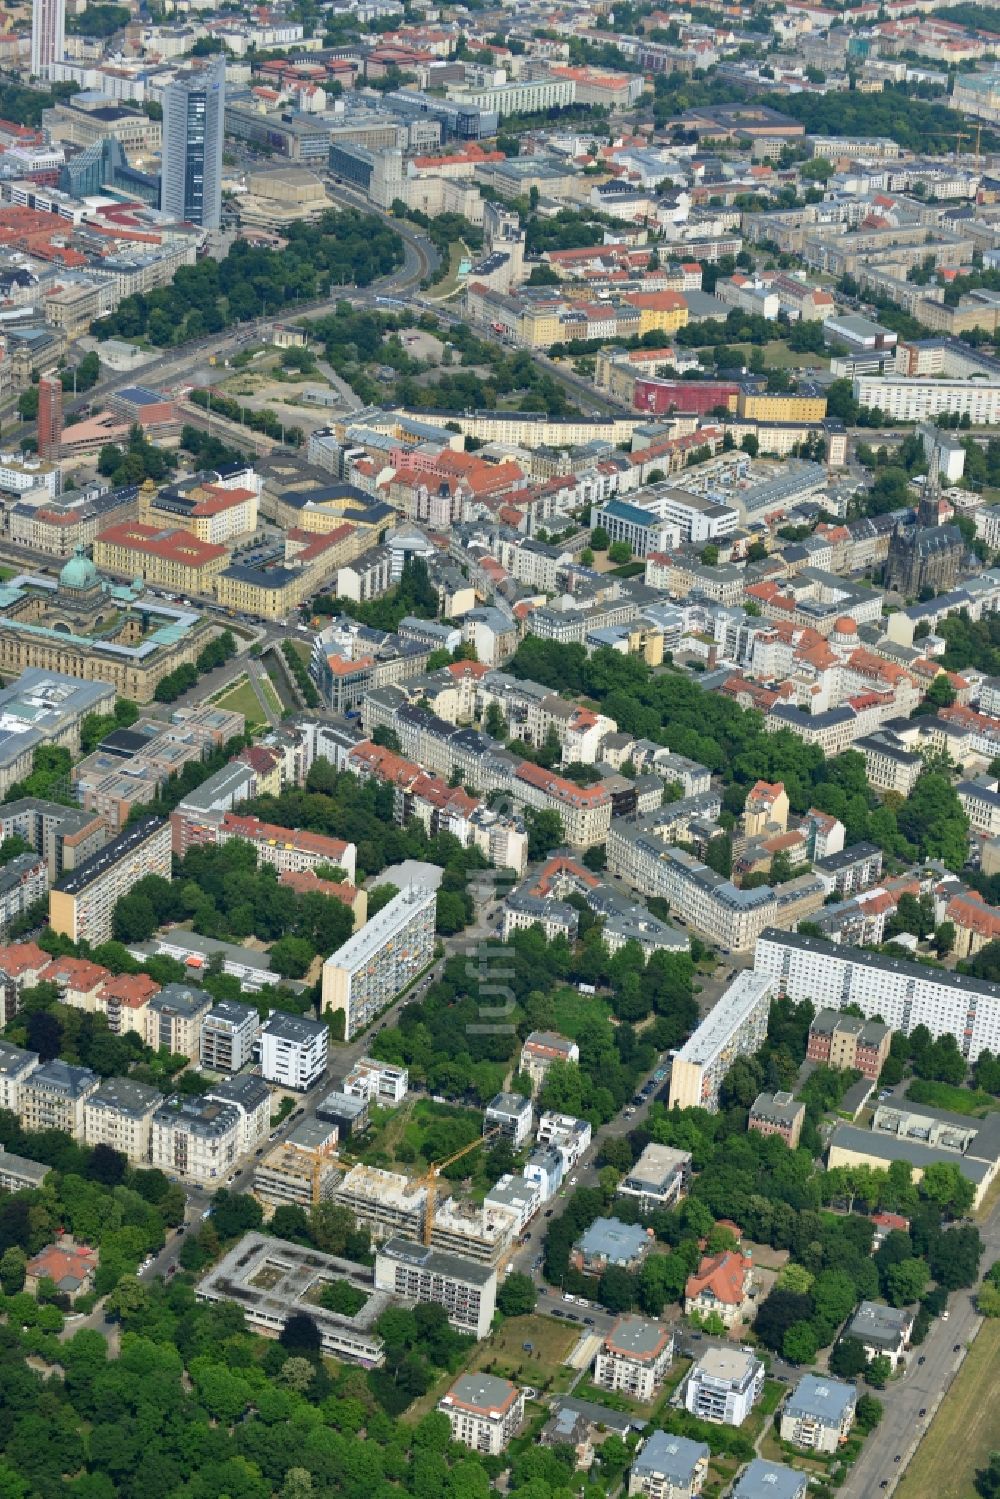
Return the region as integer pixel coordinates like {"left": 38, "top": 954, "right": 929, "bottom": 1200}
{"left": 59, "top": 546, "right": 99, "bottom": 592}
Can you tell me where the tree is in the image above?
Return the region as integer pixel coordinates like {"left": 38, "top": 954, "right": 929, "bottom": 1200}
{"left": 856, "top": 1393, "right": 883, "bottom": 1433}
{"left": 885, "top": 1257, "right": 929, "bottom": 1307}
{"left": 829, "top": 1337, "right": 868, "bottom": 1378}
{"left": 526, "top": 808, "right": 565, "bottom": 861}
{"left": 924, "top": 674, "right": 956, "bottom": 710}
{"left": 497, "top": 1272, "right": 536, "bottom": 1317}
{"left": 783, "top": 1321, "right": 819, "bottom": 1365}
{"left": 591, "top": 526, "right": 610, "bottom": 550}
{"left": 280, "top": 1313, "right": 322, "bottom": 1356}
{"left": 754, "top": 1290, "right": 813, "bottom": 1351}
{"left": 608, "top": 541, "right": 632, "bottom": 564}
{"left": 977, "top": 1453, "right": 1000, "bottom": 1499}
{"left": 865, "top": 1353, "right": 893, "bottom": 1389}
{"left": 0, "top": 1245, "right": 25, "bottom": 1293}
{"left": 700, "top": 544, "right": 720, "bottom": 566}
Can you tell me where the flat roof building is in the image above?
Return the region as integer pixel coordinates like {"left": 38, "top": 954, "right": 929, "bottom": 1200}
{"left": 321, "top": 885, "right": 436, "bottom": 1041}
{"left": 375, "top": 1237, "right": 497, "bottom": 1339}
{"left": 261, "top": 1011, "right": 328, "bottom": 1091}
{"left": 668, "top": 973, "right": 772, "bottom": 1112}
{"left": 438, "top": 1373, "right": 525, "bottom": 1455}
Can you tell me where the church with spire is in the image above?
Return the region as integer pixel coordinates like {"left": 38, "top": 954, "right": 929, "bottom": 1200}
{"left": 884, "top": 441, "right": 965, "bottom": 599}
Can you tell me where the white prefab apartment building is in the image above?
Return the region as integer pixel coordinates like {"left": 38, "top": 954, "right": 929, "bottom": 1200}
{"left": 375, "top": 1237, "right": 498, "bottom": 1339}
{"left": 594, "top": 1315, "right": 675, "bottom": 1402}
{"left": 685, "top": 1347, "right": 764, "bottom": 1427}
{"left": 322, "top": 885, "right": 436, "bottom": 1040}
{"left": 668, "top": 973, "right": 772, "bottom": 1111}
{"left": 754, "top": 927, "right": 1000, "bottom": 1060}
{"left": 438, "top": 1373, "right": 525, "bottom": 1455}
{"left": 260, "top": 1012, "right": 329, "bottom": 1090}
{"left": 852, "top": 375, "right": 1000, "bottom": 426}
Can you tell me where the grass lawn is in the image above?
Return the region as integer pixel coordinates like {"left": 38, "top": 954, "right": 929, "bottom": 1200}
{"left": 896, "top": 1318, "right": 1000, "bottom": 1499}
{"left": 550, "top": 985, "right": 614, "bottom": 1039}
{"left": 402, "top": 1313, "right": 579, "bottom": 1423}
{"left": 0, "top": 564, "right": 16, "bottom": 583}
{"left": 257, "top": 672, "right": 282, "bottom": 717}
{"left": 465, "top": 1313, "right": 580, "bottom": 1392}
{"left": 725, "top": 340, "right": 827, "bottom": 373}
{"left": 906, "top": 1080, "right": 997, "bottom": 1117}
{"left": 429, "top": 240, "right": 468, "bottom": 302}
{"left": 352, "top": 1096, "right": 485, "bottom": 1176}
{"left": 285, "top": 638, "right": 312, "bottom": 666}
{"left": 212, "top": 677, "right": 268, "bottom": 728}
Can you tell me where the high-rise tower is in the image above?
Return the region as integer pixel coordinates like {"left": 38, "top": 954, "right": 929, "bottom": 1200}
{"left": 161, "top": 58, "right": 225, "bottom": 231}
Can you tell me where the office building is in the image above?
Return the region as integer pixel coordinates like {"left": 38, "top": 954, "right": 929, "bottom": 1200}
{"left": 0, "top": 1040, "right": 40, "bottom": 1113}
{"left": 684, "top": 1347, "right": 764, "bottom": 1426}
{"left": 755, "top": 928, "right": 1000, "bottom": 1061}
{"left": 628, "top": 1432, "right": 709, "bottom": 1499}
{"left": 48, "top": 816, "right": 172, "bottom": 945}
{"left": 617, "top": 1143, "right": 691, "bottom": 1213}
{"left": 150, "top": 1093, "right": 241, "bottom": 1184}
{"left": 260, "top": 1012, "right": 328, "bottom": 1090}
{"left": 19, "top": 1058, "right": 99, "bottom": 1138}
{"left": 321, "top": 885, "right": 436, "bottom": 1041}
{"left": 205, "top": 1073, "right": 271, "bottom": 1155}
{"left": 83, "top": 1076, "right": 161, "bottom": 1163}
{"left": 594, "top": 1316, "right": 674, "bottom": 1403}
{"left": 200, "top": 999, "right": 261, "bottom": 1074}
{"left": 668, "top": 973, "right": 772, "bottom": 1112}
{"left": 37, "top": 375, "right": 63, "bottom": 460}
{"left": 31, "top": 0, "right": 65, "bottom": 77}
{"left": 730, "top": 1462, "right": 806, "bottom": 1499}
{"left": 484, "top": 1092, "right": 533, "bottom": 1147}
{"left": 780, "top": 1375, "right": 857, "bottom": 1454}
{"left": 806, "top": 1008, "right": 891, "bottom": 1079}
{"left": 316, "top": 1088, "right": 369, "bottom": 1138}
{"left": 196, "top": 1234, "right": 387, "bottom": 1366}
{"left": 161, "top": 59, "right": 225, "bottom": 231}
{"left": 144, "top": 984, "right": 211, "bottom": 1060}
{"left": 438, "top": 1373, "right": 525, "bottom": 1455}
{"left": 375, "top": 1237, "right": 498, "bottom": 1339}
{"left": 748, "top": 1091, "right": 805, "bottom": 1148}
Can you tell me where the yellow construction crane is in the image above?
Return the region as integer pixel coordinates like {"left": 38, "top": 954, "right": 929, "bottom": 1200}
{"left": 409, "top": 1127, "right": 501, "bottom": 1245}
{"left": 954, "top": 130, "right": 968, "bottom": 163}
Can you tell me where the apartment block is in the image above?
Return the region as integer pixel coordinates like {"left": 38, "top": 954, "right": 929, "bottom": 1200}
{"left": 628, "top": 1431, "right": 709, "bottom": 1499}
{"left": 438, "top": 1373, "right": 525, "bottom": 1455}
{"left": 519, "top": 1031, "right": 580, "bottom": 1095}
{"left": 594, "top": 1315, "right": 675, "bottom": 1403}
{"left": 200, "top": 998, "right": 261, "bottom": 1073}
{"left": 0, "top": 1148, "right": 49, "bottom": 1194}
{"left": 321, "top": 885, "right": 436, "bottom": 1041}
{"left": 852, "top": 374, "right": 1000, "bottom": 425}
{"left": 342, "top": 1057, "right": 409, "bottom": 1106}
{"left": 485, "top": 1091, "right": 534, "bottom": 1147}
{"left": 806, "top": 1008, "right": 891, "bottom": 1080}
{"left": 780, "top": 1375, "right": 857, "bottom": 1454}
{"left": 83, "top": 1076, "right": 161, "bottom": 1163}
{"left": 0, "top": 797, "right": 108, "bottom": 881}
{"left": 150, "top": 1093, "right": 241, "bottom": 1184}
{"left": 261, "top": 1012, "right": 328, "bottom": 1090}
{"left": 375, "top": 1237, "right": 497, "bottom": 1339}
{"left": 684, "top": 1347, "right": 764, "bottom": 1426}
{"left": 144, "top": 984, "right": 212, "bottom": 1060}
{"left": 668, "top": 973, "right": 772, "bottom": 1112}
{"left": 205, "top": 1073, "right": 271, "bottom": 1155}
{"left": 0, "top": 1039, "right": 40, "bottom": 1113}
{"left": 331, "top": 1164, "right": 428, "bottom": 1244}
{"left": 19, "top": 1058, "right": 99, "bottom": 1138}
{"left": 748, "top": 1091, "right": 804, "bottom": 1148}
{"left": 48, "top": 815, "right": 172, "bottom": 944}
{"left": 617, "top": 1143, "right": 691, "bottom": 1213}
{"left": 0, "top": 942, "right": 50, "bottom": 1025}
{"left": 730, "top": 1462, "right": 806, "bottom": 1499}
{"left": 95, "top": 972, "right": 160, "bottom": 1037}
{"left": 217, "top": 814, "right": 357, "bottom": 883}
{"left": 607, "top": 824, "right": 776, "bottom": 952}
{"left": 755, "top": 928, "right": 1000, "bottom": 1060}
{"left": 254, "top": 1134, "right": 341, "bottom": 1209}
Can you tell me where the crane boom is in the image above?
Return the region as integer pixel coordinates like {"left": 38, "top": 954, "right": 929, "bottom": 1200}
{"left": 411, "top": 1126, "right": 502, "bottom": 1245}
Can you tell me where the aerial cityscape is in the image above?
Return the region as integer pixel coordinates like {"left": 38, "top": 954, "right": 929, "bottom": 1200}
{"left": 0, "top": 0, "right": 999, "bottom": 1496}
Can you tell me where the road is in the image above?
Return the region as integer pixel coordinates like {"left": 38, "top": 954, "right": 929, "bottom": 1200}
{"left": 844, "top": 1195, "right": 1000, "bottom": 1499}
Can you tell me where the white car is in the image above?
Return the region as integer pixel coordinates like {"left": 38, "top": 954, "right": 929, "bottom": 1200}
{"left": 569, "top": 1176, "right": 578, "bottom": 1186}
